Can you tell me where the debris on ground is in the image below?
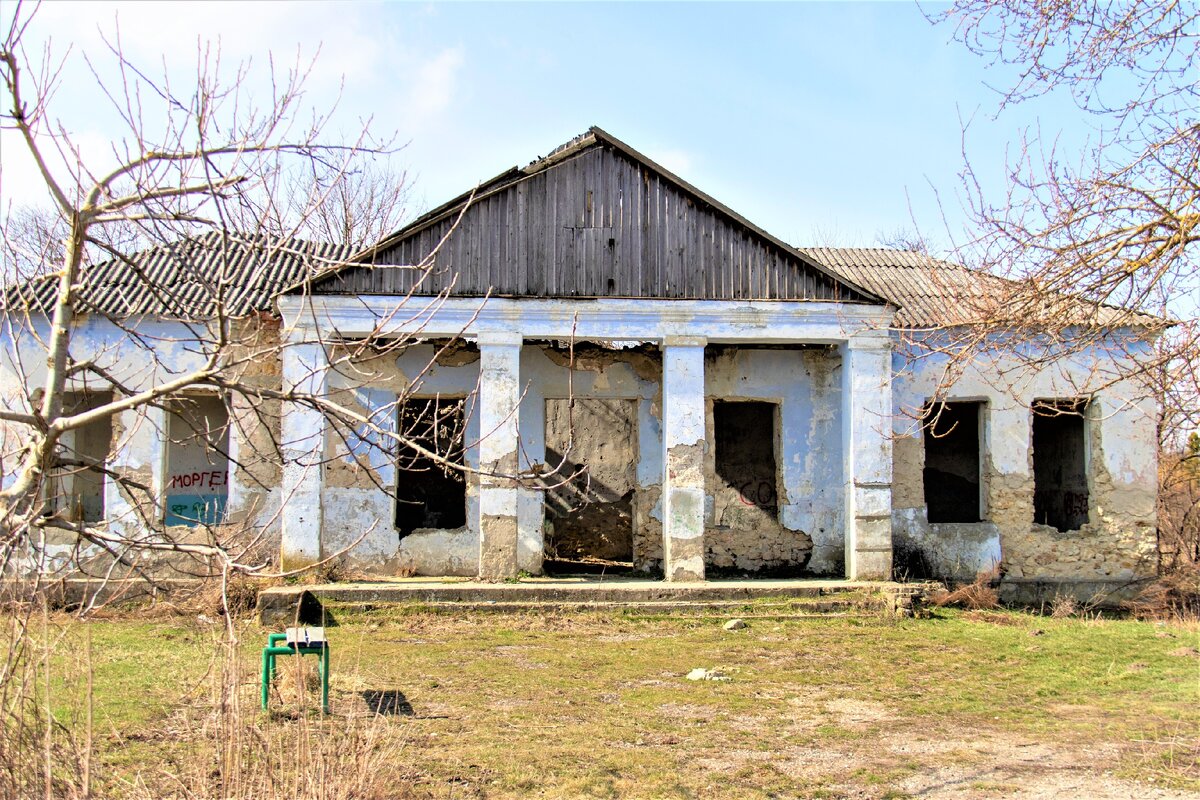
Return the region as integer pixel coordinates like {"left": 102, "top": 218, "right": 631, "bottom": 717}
{"left": 723, "top": 618, "right": 747, "bottom": 631}
{"left": 686, "top": 668, "right": 730, "bottom": 681}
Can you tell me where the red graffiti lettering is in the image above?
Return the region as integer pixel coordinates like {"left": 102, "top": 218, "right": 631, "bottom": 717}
{"left": 167, "top": 470, "right": 229, "bottom": 490}
{"left": 735, "top": 479, "right": 777, "bottom": 508}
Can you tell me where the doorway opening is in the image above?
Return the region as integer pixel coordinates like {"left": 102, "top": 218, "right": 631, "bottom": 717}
{"left": 1032, "top": 399, "right": 1090, "bottom": 532}
{"left": 543, "top": 398, "right": 637, "bottom": 574}
{"left": 713, "top": 400, "right": 779, "bottom": 517}
{"left": 395, "top": 397, "right": 467, "bottom": 537}
{"left": 922, "top": 401, "right": 984, "bottom": 523}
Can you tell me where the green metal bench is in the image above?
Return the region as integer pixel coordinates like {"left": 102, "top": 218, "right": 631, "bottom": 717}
{"left": 261, "top": 626, "right": 329, "bottom": 713}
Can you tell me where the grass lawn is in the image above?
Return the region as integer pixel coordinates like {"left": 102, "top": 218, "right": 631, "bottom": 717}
{"left": 21, "top": 604, "right": 1200, "bottom": 798}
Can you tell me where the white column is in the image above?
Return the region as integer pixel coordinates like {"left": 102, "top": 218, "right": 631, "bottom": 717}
{"left": 516, "top": 353, "right": 546, "bottom": 575}
{"left": 662, "top": 336, "right": 706, "bottom": 582}
{"left": 280, "top": 341, "right": 328, "bottom": 571}
{"left": 477, "top": 332, "right": 522, "bottom": 580}
{"left": 841, "top": 333, "right": 893, "bottom": 580}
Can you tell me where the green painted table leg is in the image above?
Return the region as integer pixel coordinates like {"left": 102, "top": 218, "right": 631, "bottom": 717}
{"left": 320, "top": 646, "right": 330, "bottom": 713}
{"left": 261, "top": 646, "right": 271, "bottom": 710}
{"left": 261, "top": 634, "right": 331, "bottom": 713}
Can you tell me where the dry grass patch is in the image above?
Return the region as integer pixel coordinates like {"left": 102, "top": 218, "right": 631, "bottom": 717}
{"left": 3, "top": 606, "right": 1198, "bottom": 798}
{"left": 929, "top": 569, "right": 1001, "bottom": 610}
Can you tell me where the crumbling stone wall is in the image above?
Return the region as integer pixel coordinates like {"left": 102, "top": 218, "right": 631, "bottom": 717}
{"left": 318, "top": 341, "right": 483, "bottom": 575}
{"left": 521, "top": 343, "right": 665, "bottom": 574}
{"left": 892, "top": 334, "right": 1159, "bottom": 591}
{"left": 224, "top": 316, "right": 284, "bottom": 535}
{"left": 998, "top": 399, "right": 1158, "bottom": 581}
{"left": 700, "top": 346, "right": 839, "bottom": 576}
{"left": 0, "top": 314, "right": 284, "bottom": 579}
{"left": 543, "top": 398, "right": 638, "bottom": 563}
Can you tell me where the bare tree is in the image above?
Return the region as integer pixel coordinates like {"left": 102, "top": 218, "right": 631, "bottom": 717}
{"left": 0, "top": 2, "right": 582, "bottom": 607}
{"left": 934, "top": 0, "right": 1198, "bottom": 317}
{"left": 874, "top": 226, "right": 930, "bottom": 254}
{"left": 0, "top": 207, "right": 65, "bottom": 282}
{"left": 928, "top": 0, "right": 1199, "bottom": 568}
{"left": 280, "top": 161, "right": 412, "bottom": 250}
{"left": 0, "top": 3, "right": 428, "bottom": 587}
{"left": 929, "top": 0, "right": 1196, "bottom": 357}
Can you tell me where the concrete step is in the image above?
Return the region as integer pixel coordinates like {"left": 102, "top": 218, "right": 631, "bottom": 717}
{"left": 258, "top": 579, "right": 936, "bottom": 625}
{"left": 318, "top": 596, "right": 881, "bottom": 616}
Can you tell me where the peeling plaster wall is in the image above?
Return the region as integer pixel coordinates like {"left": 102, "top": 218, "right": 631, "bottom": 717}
{"left": 518, "top": 344, "right": 665, "bottom": 574}
{"left": 543, "top": 398, "right": 638, "bottom": 562}
{"left": 892, "top": 331, "right": 1159, "bottom": 586}
{"left": 5, "top": 304, "right": 1159, "bottom": 589}
{"left": 321, "top": 339, "right": 847, "bottom": 579}
{"left": 703, "top": 347, "right": 842, "bottom": 574}
{"left": 319, "top": 341, "right": 671, "bottom": 577}
{"left": 0, "top": 313, "right": 282, "bottom": 575}
{"left": 223, "top": 317, "right": 285, "bottom": 535}
{"left": 319, "top": 343, "right": 482, "bottom": 576}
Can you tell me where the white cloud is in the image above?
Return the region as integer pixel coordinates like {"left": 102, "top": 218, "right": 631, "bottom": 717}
{"left": 0, "top": 2, "right": 467, "bottom": 212}
{"left": 26, "top": 1, "right": 386, "bottom": 89}
{"left": 652, "top": 148, "right": 694, "bottom": 177}
{"left": 406, "top": 46, "right": 465, "bottom": 120}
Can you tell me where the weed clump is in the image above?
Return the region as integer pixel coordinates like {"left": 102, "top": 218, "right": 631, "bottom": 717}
{"left": 1124, "top": 564, "right": 1200, "bottom": 622}
{"left": 930, "top": 568, "right": 1001, "bottom": 610}
{"left": 1049, "top": 593, "right": 1078, "bottom": 619}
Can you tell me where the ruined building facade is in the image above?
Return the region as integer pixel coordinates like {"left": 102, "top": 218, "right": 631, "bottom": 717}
{"left": 1, "top": 129, "right": 1160, "bottom": 599}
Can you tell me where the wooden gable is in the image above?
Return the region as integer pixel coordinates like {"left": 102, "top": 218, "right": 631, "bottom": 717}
{"left": 309, "top": 129, "right": 881, "bottom": 304}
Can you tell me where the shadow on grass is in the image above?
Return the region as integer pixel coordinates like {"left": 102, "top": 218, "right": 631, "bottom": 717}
{"left": 361, "top": 689, "right": 414, "bottom": 716}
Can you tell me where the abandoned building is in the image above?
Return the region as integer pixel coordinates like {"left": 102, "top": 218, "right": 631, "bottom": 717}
{"left": 0, "top": 127, "right": 1162, "bottom": 598}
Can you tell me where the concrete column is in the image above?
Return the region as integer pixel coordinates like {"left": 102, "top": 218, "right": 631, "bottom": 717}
{"left": 280, "top": 341, "right": 328, "bottom": 571}
{"left": 662, "top": 336, "right": 706, "bottom": 582}
{"left": 477, "top": 332, "right": 522, "bottom": 580}
{"left": 516, "top": 357, "right": 546, "bottom": 575}
{"left": 841, "top": 333, "right": 894, "bottom": 580}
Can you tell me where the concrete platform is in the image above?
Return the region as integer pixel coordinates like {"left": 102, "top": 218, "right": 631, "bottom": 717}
{"left": 258, "top": 577, "right": 937, "bottom": 625}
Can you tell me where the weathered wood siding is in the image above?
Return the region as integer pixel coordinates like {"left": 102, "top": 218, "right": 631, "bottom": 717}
{"left": 322, "top": 144, "right": 862, "bottom": 302}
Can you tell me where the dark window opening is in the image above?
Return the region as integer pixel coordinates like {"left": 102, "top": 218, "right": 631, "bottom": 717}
{"left": 1032, "top": 399, "right": 1090, "bottom": 532}
{"left": 165, "top": 395, "right": 231, "bottom": 527}
{"left": 395, "top": 398, "right": 466, "bottom": 537}
{"left": 48, "top": 391, "right": 113, "bottom": 523}
{"left": 543, "top": 398, "right": 637, "bottom": 572}
{"left": 923, "top": 402, "right": 983, "bottom": 523}
{"left": 714, "top": 400, "right": 778, "bottom": 516}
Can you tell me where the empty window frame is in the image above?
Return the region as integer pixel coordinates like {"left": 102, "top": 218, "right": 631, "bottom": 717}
{"left": 395, "top": 398, "right": 467, "bottom": 537}
{"left": 165, "top": 395, "right": 231, "bottom": 526}
{"left": 713, "top": 400, "right": 779, "bottom": 515}
{"left": 1032, "top": 399, "right": 1090, "bottom": 532}
{"left": 923, "top": 401, "right": 983, "bottom": 523}
{"left": 47, "top": 391, "right": 114, "bottom": 523}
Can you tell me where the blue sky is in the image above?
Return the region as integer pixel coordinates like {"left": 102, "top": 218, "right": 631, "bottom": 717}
{"left": 0, "top": 2, "right": 1085, "bottom": 254}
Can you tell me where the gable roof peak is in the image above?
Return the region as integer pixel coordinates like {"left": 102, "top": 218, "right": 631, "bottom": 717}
{"left": 334, "top": 127, "right": 886, "bottom": 305}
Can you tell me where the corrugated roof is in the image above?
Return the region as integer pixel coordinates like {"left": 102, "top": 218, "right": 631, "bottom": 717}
{"left": 2, "top": 232, "right": 354, "bottom": 319}
{"left": 801, "top": 247, "right": 1163, "bottom": 329}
